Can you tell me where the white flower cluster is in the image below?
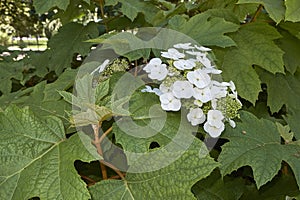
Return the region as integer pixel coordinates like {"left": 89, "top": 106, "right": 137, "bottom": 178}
{"left": 142, "top": 43, "right": 242, "bottom": 138}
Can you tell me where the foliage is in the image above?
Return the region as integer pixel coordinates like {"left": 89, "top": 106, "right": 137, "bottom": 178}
{"left": 0, "top": 0, "right": 300, "bottom": 199}
{"left": 0, "top": 0, "right": 44, "bottom": 38}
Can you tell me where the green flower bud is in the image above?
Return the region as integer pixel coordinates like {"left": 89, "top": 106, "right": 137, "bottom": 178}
{"left": 202, "top": 103, "right": 212, "bottom": 115}
{"left": 216, "top": 96, "right": 242, "bottom": 119}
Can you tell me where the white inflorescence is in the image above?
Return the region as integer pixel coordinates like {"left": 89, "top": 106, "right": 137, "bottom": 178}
{"left": 142, "top": 43, "right": 242, "bottom": 138}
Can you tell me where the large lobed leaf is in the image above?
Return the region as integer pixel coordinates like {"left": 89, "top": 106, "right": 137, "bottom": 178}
{"left": 112, "top": 91, "right": 204, "bottom": 168}
{"left": 276, "top": 27, "right": 300, "bottom": 74}
{"left": 258, "top": 70, "right": 300, "bottom": 114}
{"left": 219, "top": 111, "right": 300, "bottom": 189}
{"left": 199, "top": 0, "right": 257, "bottom": 22}
{"left": 0, "top": 106, "right": 99, "bottom": 200}
{"left": 46, "top": 22, "right": 98, "bottom": 74}
{"left": 0, "top": 62, "right": 24, "bottom": 94}
{"left": 113, "top": 92, "right": 184, "bottom": 153}
{"left": 168, "top": 12, "right": 239, "bottom": 47}
{"left": 89, "top": 145, "right": 218, "bottom": 199}
{"left": 0, "top": 69, "right": 78, "bottom": 128}
{"left": 237, "top": 0, "right": 285, "bottom": 24}
{"left": 258, "top": 69, "right": 300, "bottom": 140}
{"left": 106, "top": 0, "right": 161, "bottom": 24}
{"left": 238, "top": 0, "right": 300, "bottom": 23}
{"left": 221, "top": 22, "right": 284, "bottom": 104}
{"left": 285, "top": 0, "right": 300, "bottom": 22}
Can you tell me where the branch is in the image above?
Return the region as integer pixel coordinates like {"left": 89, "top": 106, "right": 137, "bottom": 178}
{"left": 101, "top": 160, "right": 125, "bottom": 180}
{"left": 99, "top": 0, "right": 108, "bottom": 32}
{"left": 92, "top": 124, "right": 108, "bottom": 180}
{"left": 79, "top": 174, "right": 97, "bottom": 185}
{"left": 92, "top": 124, "right": 125, "bottom": 180}
{"left": 250, "top": 4, "right": 263, "bottom": 23}
{"left": 98, "top": 126, "right": 113, "bottom": 144}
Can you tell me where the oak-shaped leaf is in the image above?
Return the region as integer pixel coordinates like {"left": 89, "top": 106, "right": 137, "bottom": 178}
{"left": 89, "top": 145, "right": 218, "bottom": 199}
{"left": 112, "top": 92, "right": 201, "bottom": 163}
{"left": 219, "top": 111, "right": 300, "bottom": 188}
{"left": 237, "top": 0, "right": 285, "bottom": 24}
{"left": 0, "top": 61, "right": 24, "bottom": 94}
{"left": 285, "top": 0, "right": 300, "bottom": 22}
{"left": 258, "top": 70, "right": 300, "bottom": 114}
{"left": 46, "top": 22, "right": 98, "bottom": 74}
{"left": 221, "top": 22, "right": 284, "bottom": 104}
{"left": 0, "top": 106, "right": 100, "bottom": 200}
{"left": 168, "top": 12, "right": 239, "bottom": 47}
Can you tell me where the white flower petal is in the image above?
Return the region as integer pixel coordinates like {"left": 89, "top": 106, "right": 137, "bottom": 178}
{"left": 159, "top": 93, "right": 181, "bottom": 111}
{"left": 229, "top": 80, "right": 236, "bottom": 92}
{"left": 202, "top": 68, "right": 222, "bottom": 74}
{"left": 143, "top": 58, "right": 165, "bottom": 73}
{"left": 148, "top": 65, "right": 168, "bottom": 81}
{"left": 159, "top": 83, "right": 172, "bottom": 93}
{"left": 197, "top": 55, "right": 212, "bottom": 68}
{"left": 141, "top": 85, "right": 152, "bottom": 93}
{"left": 194, "top": 100, "right": 203, "bottom": 107}
{"left": 141, "top": 86, "right": 162, "bottom": 96}
{"left": 212, "top": 81, "right": 231, "bottom": 87}
{"left": 187, "top": 69, "right": 211, "bottom": 89}
{"left": 161, "top": 48, "right": 185, "bottom": 60}
{"left": 172, "top": 81, "right": 194, "bottom": 99}
{"left": 174, "top": 43, "right": 195, "bottom": 49}
{"left": 173, "top": 59, "right": 196, "bottom": 70}
{"left": 229, "top": 119, "right": 236, "bottom": 128}
{"left": 211, "top": 99, "right": 218, "bottom": 110}
{"left": 193, "top": 87, "right": 212, "bottom": 103}
{"left": 207, "top": 110, "right": 224, "bottom": 128}
{"left": 195, "top": 45, "right": 212, "bottom": 52}
{"left": 91, "top": 59, "right": 110, "bottom": 75}
{"left": 204, "top": 122, "right": 224, "bottom": 138}
{"left": 187, "top": 108, "right": 206, "bottom": 126}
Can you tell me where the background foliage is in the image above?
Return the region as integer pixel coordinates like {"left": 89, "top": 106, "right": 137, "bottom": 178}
{"left": 1, "top": 0, "right": 300, "bottom": 199}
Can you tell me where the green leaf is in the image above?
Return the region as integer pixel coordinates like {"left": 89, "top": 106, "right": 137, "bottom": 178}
{"left": 237, "top": 0, "right": 285, "bottom": 24}
{"left": 113, "top": 92, "right": 195, "bottom": 154}
{"left": 276, "top": 28, "right": 300, "bottom": 74}
{"left": 280, "top": 22, "right": 300, "bottom": 40}
{"left": 221, "top": 22, "right": 284, "bottom": 104}
{"left": 219, "top": 111, "right": 300, "bottom": 188}
{"left": 89, "top": 146, "right": 218, "bottom": 199}
{"left": 114, "top": 0, "right": 161, "bottom": 24}
{"left": 285, "top": 0, "right": 300, "bottom": 22}
{"left": 95, "top": 79, "right": 110, "bottom": 105}
{"left": 200, "top": 0, "right": 257, "bottom": 21}
{"left": 258, "top": 70, "right": 300, "bottom": 114}
{"left": 44, "top": 68, "right": 78, "bottom": 101}
{"left": 33, "top": 0, "right": 70, "bottom": 13}
{"left": 0, "top": 82, "right": 72, "bottom": 128}
{"left": 47, "top": 22, "right": 98, "bottom": 74}
{"left": 59, "top": 73, "right": 111, "bottom": 109}
{"left": 204, "top": 9, "right": 241, "bottom": 24}
{"left": 240, "top": 174, "right": 300, "bottom": 200}
{"left": 275, "top": 122, "right": 293, "bottom": 143}
{"left": 169, "top": 13, "right": 239, "bottom": 47}
{"left": 192, "top": 170, "right": 245, "bottom": 200}
{"left": 71, "top": 105, "right": 113, "bottom": 126}
{"left": 0, "top": 62, "right": 23, "bottom": 94}
{"left": 0, "top": 106, "right": 99, "bottom": 199}
{"left": 55, "top": 0, "right": 91, "bottom": 24}
{"left": 285, "top": 108, "right": 300, "bottom": 141}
